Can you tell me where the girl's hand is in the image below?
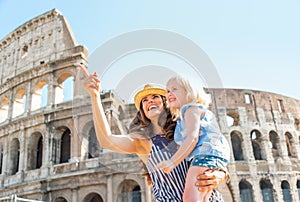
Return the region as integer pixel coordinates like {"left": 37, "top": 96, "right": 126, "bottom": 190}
{"left": 157, "top": 160, "right": 175, "bottom": 174}
{"left": 195, "top": 169, "right": 227, "bottom": 192}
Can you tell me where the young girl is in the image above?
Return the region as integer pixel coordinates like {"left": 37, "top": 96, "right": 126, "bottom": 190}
{"left": 157, "top": 75, "right": 230, "bottom": 202}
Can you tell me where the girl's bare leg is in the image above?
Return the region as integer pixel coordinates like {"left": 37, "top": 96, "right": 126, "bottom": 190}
{"left": 183, "top": 166, "right": 210, "bottom": 202}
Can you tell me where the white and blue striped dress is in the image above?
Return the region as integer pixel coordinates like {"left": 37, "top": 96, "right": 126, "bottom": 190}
{"left": 146, "top": 134, "right": 188, "bottom": 201}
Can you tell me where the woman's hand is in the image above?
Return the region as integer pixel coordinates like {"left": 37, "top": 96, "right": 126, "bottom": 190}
{"left": 195, "top": 169, "right": 227, "bottom": 192}
{"left": 84, "top": 72, "right": 101, "bottom": 96}
{"left": 78, "top": 64, "right": 101, "bottom": 96}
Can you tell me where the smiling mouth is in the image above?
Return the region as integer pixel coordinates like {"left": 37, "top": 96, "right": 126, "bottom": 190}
{"left": 168, "top": 98, "right": 176, "bottom": 103}
{"left": 148, "top": 105, "right": 157, "bottom": 111}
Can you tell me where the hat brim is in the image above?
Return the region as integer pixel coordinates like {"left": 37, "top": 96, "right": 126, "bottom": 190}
{"left": 134, "top": 88, "right": 166, "bottom": 110}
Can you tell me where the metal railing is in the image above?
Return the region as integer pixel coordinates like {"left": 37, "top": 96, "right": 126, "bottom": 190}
{"left": 0, "top": 195, "right": 44, "bottom": 202}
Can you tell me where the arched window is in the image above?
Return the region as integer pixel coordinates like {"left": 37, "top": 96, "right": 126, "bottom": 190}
{"left": 0, "top": 146, "right": 3, "bottom": 174}
{"left": 297, "top": 180, "right": 300, "bottom": 200}
{"left": 281, "top": 181, "right": 292, "bottom": 202}
{"left": 227, "top": 110, "right": 239, "bottom": 126}
{"left": 83, "top": 193, "right": 103, "bottom": 202}
{"left": 62, "top": 77, "right": 74, "bottom": 102}
{"left": 28, "top": 132, "right": 43, "bottom": 170}
{"left": 285, "top": 132, "right": 296, "bottom": 157}
{"left": 54, "top": 197, "right": 68, "bottom": 202}
{"left": 36, "top": 136, "right": 43, "bottom": 169}
{"left": 118, "top": 180, "right": 142, "bottom": 202}
{"left": 0, "top": 96, "right": 9, "bottom": 123}
{"left": 260, "top": 179, "right": 275, "bottom": 202}
{"left": 31, "top": 81, "right": 48, "bottom": 110}
{"left": 12, "top": 88, "right": 26, "bottom": 117}
{"left": 269, "top": 131, "right": 280, "bottom": 158}
{"left": 251, "top": 130, "right": 264, "bottom": 160}
{"left": 239, "top": 180, "right": 253, "bottom": 202}
{"left": 10, "top": 138, "right": 20, "bottom": 175}
{"left": 88, "top": 127, "right": 102, "bottom": 158}
{"left": 55, "top": 76, "right": 74, "bottom": 104}
{"left": 230, "top": 131, "right": 244, "bottom": 161}
{"left": 60, "top": 129, "right": 71, "bottom": 163}
{"left": 132, "top": 186, "right": 141, "bottom": 202}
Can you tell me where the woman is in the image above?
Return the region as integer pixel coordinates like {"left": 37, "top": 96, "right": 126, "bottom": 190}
{"left": 80, "top": 65, "right": 226, "bottom": 201}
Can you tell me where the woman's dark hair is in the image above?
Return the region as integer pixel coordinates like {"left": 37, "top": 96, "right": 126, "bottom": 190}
{"left": 129, "top": 95, "right": 176, "bottom": 185}
{"left": 129, "top": 95, "right": 176, "bottom": 140}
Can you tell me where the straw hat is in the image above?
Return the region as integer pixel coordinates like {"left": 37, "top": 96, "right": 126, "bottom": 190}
{"left": 134, "top": 84, "right": 166, "bottom": 110}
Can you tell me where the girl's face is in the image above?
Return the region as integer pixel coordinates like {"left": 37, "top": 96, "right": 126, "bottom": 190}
{"left": 141, "top": 94, "right": 164, "bottom": 119}
{"left": 166, "top": 80, "right": 187, "bottom": 109}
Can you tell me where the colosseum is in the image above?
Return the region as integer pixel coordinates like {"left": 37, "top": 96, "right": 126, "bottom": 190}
{"left": 0, "top": 8, "right": 299, "bottom": 202}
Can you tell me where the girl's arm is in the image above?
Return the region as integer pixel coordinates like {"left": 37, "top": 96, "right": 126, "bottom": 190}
{"left": 80, "top": 65, "right": 149, "bottom": 155}
{"left": 157, "top": 106, "right": 201, "bottom": 172}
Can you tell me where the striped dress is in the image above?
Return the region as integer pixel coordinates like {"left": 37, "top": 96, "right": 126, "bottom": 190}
{"left": 146, "top": 134, "right": 188, "bottom": 201}
{"left": 146, "top": 134, "right": 224, "bottom": 202}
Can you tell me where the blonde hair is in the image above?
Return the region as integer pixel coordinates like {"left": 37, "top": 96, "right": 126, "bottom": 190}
{"left": 166, "top": 75, "right": 209, "bottom": 119}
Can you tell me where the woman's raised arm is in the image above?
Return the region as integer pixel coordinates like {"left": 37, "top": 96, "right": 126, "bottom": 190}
{"left": 78, "top": 64, "right": 148, "bottom": 155}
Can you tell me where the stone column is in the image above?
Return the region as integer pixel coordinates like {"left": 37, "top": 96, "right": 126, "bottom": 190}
{"left": 107, "top": 175, "right": 112, "bottom": 202}
{"left": 7, "top": 90, "right": 14, "bottom": 121}
{"left": 47, "top": 72, "right": 55, "bottom": 108}
{"left": 251, "top": 177, "right": 263, "bottom": 202}
{"left": 1, "top": 138, "right": 9, "bottom": 175}
{"left": 144, "top": 182, "right": 152, "bottom": 202}
{"left": 25, "top": 81, "right": 32, "bottom": 114}
{"left": 71, "top": 115, "right": 81, "bottom": 161}
{"left": 18, "top": 126, "right": 25, "bottom": 172}
{"left": 71, "top": 187, "right": 79, "bottom": 202}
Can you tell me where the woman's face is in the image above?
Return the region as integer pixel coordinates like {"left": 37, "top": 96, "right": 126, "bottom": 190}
{"left": 141, "top": 94, "right": 164, "bottom": 119}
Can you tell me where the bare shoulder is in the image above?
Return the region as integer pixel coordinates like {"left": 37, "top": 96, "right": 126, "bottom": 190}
{"left": 184, "top": 105, "right": 202, "bottom": 117}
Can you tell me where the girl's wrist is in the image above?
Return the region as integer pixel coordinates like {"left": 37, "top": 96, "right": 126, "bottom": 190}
{"left": 167, "top": 160, "right": 175, "bottom": 169}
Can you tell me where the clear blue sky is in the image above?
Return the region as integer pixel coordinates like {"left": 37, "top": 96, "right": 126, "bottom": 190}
{"left": 1, "top": 0, "right": 299, "bottom": 100}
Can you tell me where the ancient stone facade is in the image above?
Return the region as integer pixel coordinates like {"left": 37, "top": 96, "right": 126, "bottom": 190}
{"left": 206, "top": 88, "right": 300, "bottom": 202}
{"left": 0, "top": 8, "right": 299, "bottom": 202}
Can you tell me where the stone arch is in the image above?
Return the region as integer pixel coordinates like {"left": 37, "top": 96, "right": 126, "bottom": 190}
{"left": 269, "top": 130, "right": 280, "bottom": 158}
{"left": 285, "top": 132, "right": 296, "bottom": 157}
{"left": 297, "top": 180, "right": 300, "bottom": 200}
{"left": 12, "top": 88, "right": 26, "bottom": 118}
{"left": 0, "top": 96, "right": 9, "bottom": 123}
{"left": 82, "top": 192, "right": 103, "bottom": 202}
{"left": 31, "top": 80, "right": 48, "bottom": 110}
{"left": 54, "top": 196, "right": 68, "bottom": 202}
{"left": 0, "top": 144, "right": 3, "bottom": 174}
{"left": 10, "top": 138, "right": 20, "bottom": 175}
{"left": 294, "top": 117, "right": 300, "bottom": 130}
{"left": 239, "top": 179, "right": 253, "bottom": 202}
{"left": 227, "top": 110, "right": 239, "bottom": 126}
{"left": 55, "top": 71, "right": 74, "bottom": 104}
{"left": 60, "top": 128, "right": 71, "bottom": 163}
{"left": 230, "top": 130, "right": 244, "bottom": 161}
{"left": 118, "top": 105, "right": 125, "bottom": 120}
{"left": 55, "top": 126, "right": 71, "bottom": 164}
{"left": 281, "top": 180, "right": 292, "bottom": 202}
{"left": 260, "top": 178, "right": 275, "bottom": 202}
{"left": 27, "top": 132, "right": 43, "bottom": 170}
{"left": 88, "top": 126, "right": 101, "bottom": 159}
{"left": 81, "top": 121, "right": 96, "bottom": 159}
{"left": 117, "top": 179, "right": 142, "bottom": 202}
{"left": 250, "top": 130, "right": 265, "bottom": 160}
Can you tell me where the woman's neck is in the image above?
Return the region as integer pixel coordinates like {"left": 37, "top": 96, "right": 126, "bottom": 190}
{"left": 150, "top": 118, "right": 162, "bottom": 134}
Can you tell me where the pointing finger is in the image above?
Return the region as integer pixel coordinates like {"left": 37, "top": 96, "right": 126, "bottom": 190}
{"left": 77, "top": 63, "right": 90, "bottom": 78}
